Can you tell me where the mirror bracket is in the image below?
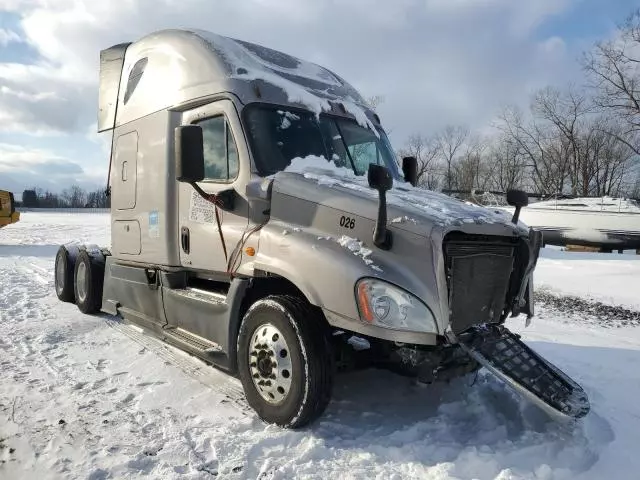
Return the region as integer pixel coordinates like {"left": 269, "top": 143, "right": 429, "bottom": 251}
{"left": 190, "top": 183, "right": 235, "bottom": 211}
{"left": 368, "top": 164, "right": 393, "bottom": 250}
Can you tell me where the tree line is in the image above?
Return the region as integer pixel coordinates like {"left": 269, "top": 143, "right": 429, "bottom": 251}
{"left": 396, "top": 9, "right": 640, "bottom": 200}
{"left": 21, "top": 186, "right": 110, "bottom": 208}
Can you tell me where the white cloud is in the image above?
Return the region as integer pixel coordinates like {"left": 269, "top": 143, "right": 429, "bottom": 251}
{"left": 0, "top": 28, "right": 22, "bottom": 46}
{"left": 0, "top": 0, "right": 587, "bottom": 193}
{"left": 0, "top": 142, "right": 105, "bottom": 193}
{"left": 0, "top": 0, "right": 38, "bottom": 10}
{"left": 0, "top": 143, "right": 75, "bottom": 172}
{"left": 0, "top": 0, "right": 580, "bottom": 142}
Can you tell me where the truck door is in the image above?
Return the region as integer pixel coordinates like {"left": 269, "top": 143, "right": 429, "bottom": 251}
{"left": 177, "top": 99, "right": 250, "bottom": 276}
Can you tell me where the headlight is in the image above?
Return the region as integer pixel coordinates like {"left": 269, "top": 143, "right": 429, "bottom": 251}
{"left": 355, "top": 279, "right": 438, "bottom": 334}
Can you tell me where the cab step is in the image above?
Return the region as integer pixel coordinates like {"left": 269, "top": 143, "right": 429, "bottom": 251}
{"left": 456, "top": 324, "right": 590, "bottom": 420}
{"left": 163, "top": 326, "right": 222, "bottom": 353}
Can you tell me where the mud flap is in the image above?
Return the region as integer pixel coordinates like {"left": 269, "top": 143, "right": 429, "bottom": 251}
{"left": 456, "top": 324, "right": 590, "bottom": 420}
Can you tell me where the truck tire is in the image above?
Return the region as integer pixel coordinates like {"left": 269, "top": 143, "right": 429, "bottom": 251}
{"left": 73, "top": 250, "right": 105, "bottom": 314}
{"left": 237, "top": 295, "right": 334, "bottom": 428}
{"left": 54, "top": 245, "right": 78, "bottom": 303}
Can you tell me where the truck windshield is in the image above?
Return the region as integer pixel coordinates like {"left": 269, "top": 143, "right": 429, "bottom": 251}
{"left": 243, "top": 104, "right": 401, "bottom": 178}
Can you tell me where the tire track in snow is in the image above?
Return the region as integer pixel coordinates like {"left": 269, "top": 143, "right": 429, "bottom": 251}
{"left": 0, "top": 249, "right": 250, "bottom": 478}
{"left": 103, "top": 317, "right": 251, "bottom": 414}
{"left": 1, "top": 215, "right": 622, "bottom": 479}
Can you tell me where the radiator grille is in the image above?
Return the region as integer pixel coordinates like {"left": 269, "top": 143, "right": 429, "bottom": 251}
{"left": 444, "top": 236, "right": 515, "bottom": 334}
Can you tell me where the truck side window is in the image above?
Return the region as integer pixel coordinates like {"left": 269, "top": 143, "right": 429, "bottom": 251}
{"left": 124, "top": 57, "right": 148, "bottom": 105}
{"left": 197, "top": 115, "right": 239, "bottom": 182}
{"left": 337, "top": 121, "right": 381, "bottom": 175}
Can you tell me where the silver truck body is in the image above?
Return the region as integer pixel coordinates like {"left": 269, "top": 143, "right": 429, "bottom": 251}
{"left": 54, "top": 29, "right": 589, "bottom": 427}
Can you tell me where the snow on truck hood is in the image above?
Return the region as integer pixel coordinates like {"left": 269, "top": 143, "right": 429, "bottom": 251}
{"left": 278, "top": 156, "right": 524, "bottom": 233}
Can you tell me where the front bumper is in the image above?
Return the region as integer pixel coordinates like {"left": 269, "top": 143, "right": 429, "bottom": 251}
{"left": 385, "top": 343, "right": 480, "bottom": 383}
{"left": 323, "top": 308, "right": 440, "bottom": 346}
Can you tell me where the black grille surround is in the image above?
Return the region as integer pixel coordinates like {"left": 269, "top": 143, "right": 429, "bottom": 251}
{"left": 443, "top": 233, "right": 518, "bottom": 334}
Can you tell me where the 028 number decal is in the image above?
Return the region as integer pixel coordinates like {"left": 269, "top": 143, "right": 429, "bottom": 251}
{"left": 339, "top": 216, "right": 356, "bottom": 229}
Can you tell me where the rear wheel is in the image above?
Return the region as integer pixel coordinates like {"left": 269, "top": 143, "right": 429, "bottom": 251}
{"left": 237, "top": 295, "right": 334, "bottom": 428}
{"left": 54, "top": 245, "right": 78, "bottom": 303}
{"left": 74, "top": 250, "right": 105, "bottom": 314}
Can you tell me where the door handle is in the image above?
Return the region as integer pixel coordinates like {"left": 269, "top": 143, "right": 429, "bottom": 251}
{"left": 181, "top": 226, "right": 190, "bottom": 254}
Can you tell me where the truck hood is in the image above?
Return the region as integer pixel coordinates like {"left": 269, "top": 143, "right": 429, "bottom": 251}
{"left": 271, "top": 159, "right": 526, "bottom": 238}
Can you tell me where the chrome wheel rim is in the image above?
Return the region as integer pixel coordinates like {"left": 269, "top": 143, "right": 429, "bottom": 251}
{"left": 55, "top": 254, "right": 65, "bottom": 295}
{"left": 76, "top": 261, "right": 88, "bottom": 303}
{"left": 249, "top": 323, "right": 293, "bottom": 405}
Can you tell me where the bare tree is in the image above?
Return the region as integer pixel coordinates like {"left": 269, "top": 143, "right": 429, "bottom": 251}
{"left": 495, "top": 106, "right": 570, "bottom": 195}
{"left": 487, "top": 134, "right": 528, "bottom": 191}
{"left": 62, "top": 185, "right": 87, "bottom": 208}
{"left": 582, "top": 9, "right": 640, "bottom": 154}
{"left": 588, "top": 118, "right": 636, "bottom": 195}
{"left": 398, "top": 134, "right": 442, "bottom": 189}
{"left": 532, "top": 85, "right": 595, "bottom": 195}
{"left": 365, "top": 95, "right": 385, "bottom": 112}
{"left": 87, "top": 188, "right": 111, "bottom": 208}
{"left": 436, "top": 125, "right": 469, "bottom": 190}
{"left": 453, "top": 136, "right": 491, "bottom": 191}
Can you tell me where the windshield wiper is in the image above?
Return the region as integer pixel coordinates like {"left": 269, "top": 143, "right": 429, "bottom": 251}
{"left": 332, "top": 121, "right": 358, "bottom": 175}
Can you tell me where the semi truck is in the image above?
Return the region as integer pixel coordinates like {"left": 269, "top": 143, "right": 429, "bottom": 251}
{"left": 0, "top": 190, "right": 20, "bottom": 228}
{"left": 53, "top": 28, "right": 590, "bottom": 428}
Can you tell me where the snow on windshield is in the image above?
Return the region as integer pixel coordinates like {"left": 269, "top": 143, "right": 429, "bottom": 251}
{"left": 284, "top": 156, "right": 512, "bottom": 227}
{"left": 277, "top": 110, "right": 300, "bottom": 130}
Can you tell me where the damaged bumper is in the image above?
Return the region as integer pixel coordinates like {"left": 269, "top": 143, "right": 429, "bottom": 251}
{"left": 455, "top": 324, "right": 590, "bottom": 420}
{"left": 382, "top": 343, "right": 480, "bottom": 384}
{"left": 511, "top": 227, "right": 543, "bottom": 320}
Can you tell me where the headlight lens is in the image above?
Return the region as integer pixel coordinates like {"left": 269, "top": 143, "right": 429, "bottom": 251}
{"left": 356, "top": 279, "right": 438, "bottom": 334}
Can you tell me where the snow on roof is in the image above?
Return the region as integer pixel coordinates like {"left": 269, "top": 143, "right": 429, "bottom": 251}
{"left": 192, "top": 30, "right": 377, "bottom": 132}
{"left": 193, "top": 30, "right": 343, "bottom": 86}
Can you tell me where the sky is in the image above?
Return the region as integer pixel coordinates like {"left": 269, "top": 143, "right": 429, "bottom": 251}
{"left": 0, "top": 0, "right": 637, "bottom": 195}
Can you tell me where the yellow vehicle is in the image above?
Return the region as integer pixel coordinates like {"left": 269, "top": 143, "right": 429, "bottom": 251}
{"left": 0, "top": 190, "right": 20, "bottom": 228}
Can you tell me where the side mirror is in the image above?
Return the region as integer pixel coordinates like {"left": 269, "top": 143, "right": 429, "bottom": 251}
{"left": 368, "top": 164, "right": 393, "bottom": 192}
{"left": 175, "top": 125, "right": 205, "bottom": 183}
{"left": 506, "top": 189, "right": 528, "bottom": 208}
{"left": 402, "top": 156, "right": 418, "bottom": 187}
{"left": 506, "top": 189, "right": 528, "bottom": 224}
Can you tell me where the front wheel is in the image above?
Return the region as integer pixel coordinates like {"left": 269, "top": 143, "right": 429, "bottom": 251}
{"left": 237, "top": 295, "right": 334, "bottom": 428}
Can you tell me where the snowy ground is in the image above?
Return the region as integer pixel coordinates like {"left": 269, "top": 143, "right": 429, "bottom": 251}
{"left": 535, "top": 248, "right": 640, "bottom": 310}
{"left": 1, "top": 212, "right": 639, "bottom": 479}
